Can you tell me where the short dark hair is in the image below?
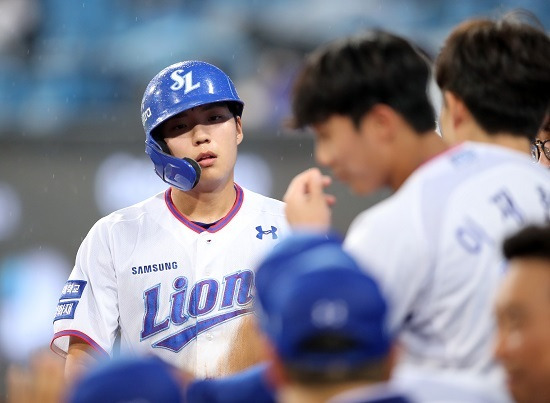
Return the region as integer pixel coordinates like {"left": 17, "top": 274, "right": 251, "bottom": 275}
{"left": 292, "top": 30, "right": 436, "bottom": 133}
{"left": 435, "top": 12, "right": 550, "bottom": 141}
{"left": 503, "top": 225, "right": 550, "bottom": 261}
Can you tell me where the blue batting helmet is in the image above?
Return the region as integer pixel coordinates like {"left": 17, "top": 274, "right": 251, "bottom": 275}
{"left": 141, "top": 60, "right": 244, "bottom": 191}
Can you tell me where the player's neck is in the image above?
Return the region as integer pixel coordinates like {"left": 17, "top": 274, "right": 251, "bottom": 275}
{"left": 170, "top": 180, "right": 238, "bottom": 224}
{"left": 279, "top": 380, "right": 380, "bottom": 403}
{"left": 390, "top": 130, "right": 448, "bottom": 191}
{"left": 454, "top": 120, "right": 532, "bottom": 156}
{"left": 463, "top": 130, "right": 532, "bottom": 155}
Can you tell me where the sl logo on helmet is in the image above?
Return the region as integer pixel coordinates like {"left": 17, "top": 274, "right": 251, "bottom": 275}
{"left": 170, "top": 70, "right": 201, "bottom": 94}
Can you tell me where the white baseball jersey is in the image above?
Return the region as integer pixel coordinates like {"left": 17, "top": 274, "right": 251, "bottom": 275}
{"left": 344, "top": 142, "right": 550, "bottom": 399}
{"left": 327, "top": 383, "right": 409, "bottom": 403}
{"left": 51, "top": 184, "right": 289, "bottom": 378}
{"left": 329, "top": 376, "right": 497, "bottom": 403}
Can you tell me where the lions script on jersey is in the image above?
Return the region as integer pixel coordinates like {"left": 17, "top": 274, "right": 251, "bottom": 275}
{"left": 52, "top": 186, "right": 287, "bottom": 377}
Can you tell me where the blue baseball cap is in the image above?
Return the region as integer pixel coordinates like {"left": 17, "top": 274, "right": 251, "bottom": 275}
{"left": 255, "top": 232, "right": 391, "bottom": 371}
{"left": 187, "top": 362, "right": 275, "bottom": 403}
{"left": 67, "top": 356, "right": 186, "bottom": 403}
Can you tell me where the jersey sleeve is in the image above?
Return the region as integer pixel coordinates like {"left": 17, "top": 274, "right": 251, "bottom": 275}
{"left": 51, "top": 217, "right": 119, "bottom": 358}
{"left": 343, "top": 195, "right": 432, "bottom": 335}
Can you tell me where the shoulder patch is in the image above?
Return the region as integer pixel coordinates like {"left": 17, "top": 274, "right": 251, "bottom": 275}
{"left": 54, "top": 300, "right": 79, "bottom": 321}
{"left": 60, "top": 280, "right": 87, "bottom": 300}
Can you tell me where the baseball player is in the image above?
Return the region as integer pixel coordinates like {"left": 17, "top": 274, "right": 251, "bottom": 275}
{"left": 51, "top": 60, "right": 289, "bottom": 382}
{"left": 494, "top": 225, "right": 550, "bottom": 403}
{"left": 253, "top": 232, "right": 409, "bottom": 403}
{"left": 532, "top": 115, "right": 550, "bottom": 169}
{"left": 284, "top": 21, "right": 550, "bottom": 402}
{"left": 67, "top": 356, "right": 187, "bottom": 403}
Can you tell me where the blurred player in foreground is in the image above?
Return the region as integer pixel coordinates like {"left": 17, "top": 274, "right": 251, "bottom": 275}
{"left": 186, "top": 233, "right": 492, "bottom": 403}
{"left": 253, "top": 232, "right": 406, "bottom": 403}
{"left": 494, "top": 225, "right": 550, "bottom": 403}
{"left": 532, "top": 115, "right": 550, "bottom": 169}
{"left": 51, "top": 60, "right": 288, "bottom": 383}
{"left": 284, "top": 17, "right": 550, "bottom": 401}
{"left": 66, "top": 356, "right": 187, "bottom": 403}
{"left": 207, "top": 232, "right": 410, "bottom": 403}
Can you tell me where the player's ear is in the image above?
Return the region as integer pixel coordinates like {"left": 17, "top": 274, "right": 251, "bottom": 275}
{"left": 360, "top": 104, "right": 396, "bottom": 144}
{"left": 235, "top": 116, "right": 243, "bottom": 145}
{"left": 443, "top": 91, "right": 467, "bottom": 130}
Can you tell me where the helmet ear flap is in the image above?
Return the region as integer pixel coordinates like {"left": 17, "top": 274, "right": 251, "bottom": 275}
{"left": 151, "top": 126, "right": 171, "bottom": 154}
{"left": 145, "top": 139, "right": 201, "bottom": 191}
{"left": 157, "top": 139, "right": 171, "bottom": 155}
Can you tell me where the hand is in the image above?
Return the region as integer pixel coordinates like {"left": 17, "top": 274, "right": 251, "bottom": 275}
{"left": 6, "top": 348, "right": 66, "bottom": 403}
{"left": 65, "top": 336, "right": 102, "bottom": 385}
{"left": 213, "top": 314, "right": 267, "bottom": 376}
{"left": 283, "top": 168, "right": 336, "bottom": 232}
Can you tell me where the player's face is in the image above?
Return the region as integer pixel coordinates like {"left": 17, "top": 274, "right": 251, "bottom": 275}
{"left": 494, "top": 259, "right": 550, "bottom": 403}
{"left": 312, "top": 114, "right": 392, "bottom": 195}
{"left": 160, "top": 103, "right": 243, "bottom": 190}
{"left": 533, "top": 120, "right": 550, "bottom": 169}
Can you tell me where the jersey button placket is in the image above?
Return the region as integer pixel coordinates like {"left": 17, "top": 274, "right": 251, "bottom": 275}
{"left": 200, "top": 232, "right": 213, "bottom": 276}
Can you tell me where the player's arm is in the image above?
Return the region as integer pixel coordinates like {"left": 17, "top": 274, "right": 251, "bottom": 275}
{"left": 6, "top": 349, "right": 66, "bottom": 403}
{"left": 52, "top": 220, "right": 119, "bottom": 384}
{"left": 64, "top": 336, "right": 102, "bottom": 385}
{"left": 215, "top": 314, "right": 268, "bottom": 376}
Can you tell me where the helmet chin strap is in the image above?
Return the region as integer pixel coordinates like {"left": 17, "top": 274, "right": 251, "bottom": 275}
{"left": 145, "top": 139, "right": 202, "bottom": 191}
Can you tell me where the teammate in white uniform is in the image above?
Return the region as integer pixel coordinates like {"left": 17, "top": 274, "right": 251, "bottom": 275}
{"left": 51, "top": 60, "right": 288, "bottom": 381}
{"left": 344, "top": 143, "right": 550, "bottom": 386}
{"left": 284, "top": 21, "right": 550, "bottom": 401}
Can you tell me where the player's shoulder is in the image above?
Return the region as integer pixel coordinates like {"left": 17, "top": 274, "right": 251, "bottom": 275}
{"left": 347, "top": 191, "right": 416, "bottom": 249}
{"left": 399, "top": 141, "right": 548, "bottom": 201}
{"left": 347, "top": 143, "right": 516, "bottom": 234}
{"left": 417, "top": 141, "right": 543, "bottom": 177}
{"left": 94, "top": 190, "right": 166, "bottom": 228}
{"left": 240, "top": 185, "right": 286, "bottom": 215}
{"left": 76, "top": 191, "right": 167, "bottom": 254}
{"left": 394, "top": 369, "right": 507, "bottom": 403}
{"left": 465, "top": 142, "right": 550, "bottom": 183}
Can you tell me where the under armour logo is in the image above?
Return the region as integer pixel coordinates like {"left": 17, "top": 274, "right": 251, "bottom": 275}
{"left": 256, "top": 226, "right": 278, "bottom": 240}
